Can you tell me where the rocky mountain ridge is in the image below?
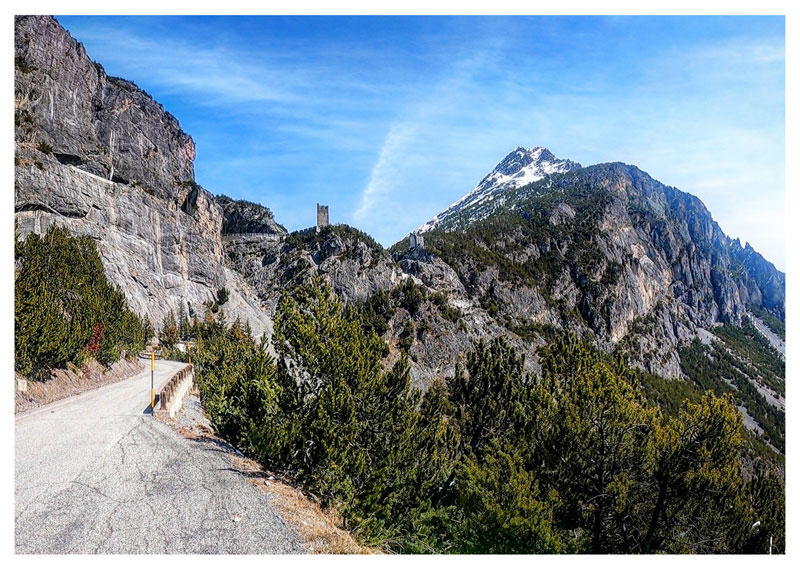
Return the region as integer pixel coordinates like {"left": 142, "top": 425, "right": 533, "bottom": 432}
{"left": 410, "top": 160, "right": 784, "bottom": 377}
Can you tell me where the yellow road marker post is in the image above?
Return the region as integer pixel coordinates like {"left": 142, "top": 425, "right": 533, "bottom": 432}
{"left": 150, "top": 351, "right": 155, "bottom": 413}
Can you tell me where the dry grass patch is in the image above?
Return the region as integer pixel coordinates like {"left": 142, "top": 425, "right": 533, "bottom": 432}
{"left": 166, "top": 393, "right": 378, "bottom": 554}
{"left": 15, "top": 357, "right": 143, "bottom": 413}
{"left": 227, "top": 454, "right": 380, "bottom": 555}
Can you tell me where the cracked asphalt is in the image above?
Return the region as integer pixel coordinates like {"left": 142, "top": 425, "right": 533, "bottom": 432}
{"left": 15, "top": 357, "right": 305, "bottom": 554}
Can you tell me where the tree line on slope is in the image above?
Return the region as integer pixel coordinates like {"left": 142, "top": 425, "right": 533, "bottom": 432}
{"left": 748, "top": 304, "right": 785, "bottom": 340}
{"left": 15, "top": 224, "right": 149, "bottom": 378}
{"left": 188, "top": 277, "right": 784, "bottom": 554}
{"left": 679, "top": 334, "right": 785, "bottom": 453}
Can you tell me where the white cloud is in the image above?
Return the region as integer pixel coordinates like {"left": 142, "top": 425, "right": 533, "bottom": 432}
{"left": 353, "top": 122, "right": 417, "bottom": 221}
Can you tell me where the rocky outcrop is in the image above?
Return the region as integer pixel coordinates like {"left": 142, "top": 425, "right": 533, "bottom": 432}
{"left": 215, "top": 195, "right": 287, "bottom": 235}
{"left": 730, "top": 240, "right": 785, "bottom": 317}
{"left": 14, "top": 16, "right": 272, "bottom": 337}
{"left": 223, "top": 226, "right": 543, "bottom": 387}
{"left": 224, "top": 226, "right": 403, "bottom": 310}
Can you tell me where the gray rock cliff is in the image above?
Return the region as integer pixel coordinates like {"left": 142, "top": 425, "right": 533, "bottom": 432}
{"left": 14, "top": 16, "right": 272, "bottom": 337}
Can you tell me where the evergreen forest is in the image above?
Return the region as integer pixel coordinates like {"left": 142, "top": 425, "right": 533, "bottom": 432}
{"left": 187, "top": 278, "right": 784, "bottom": 554}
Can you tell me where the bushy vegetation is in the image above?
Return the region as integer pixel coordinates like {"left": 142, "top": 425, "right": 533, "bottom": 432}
{"left": 191, "top": 278, "right": 783, "bottom": 554}
{"left": 429, "top": 291, "right": 462, "bottom": 322}
{"left": 354, "top": 289, "right": 395, "bottom": 336}
{"left": 392, "top": 277, "right": 425, "bottom": 315}
{"left": 284, "top": 224, "right": 383, "bottom": 255}
{"left": 352, "top": 280, "right": 462, "bottom": 344}
{"left": 15, "top": 224, "right": 147, "bottom": 378}
{"left": 159, "top": 310, "right": 180, "bottom": 348}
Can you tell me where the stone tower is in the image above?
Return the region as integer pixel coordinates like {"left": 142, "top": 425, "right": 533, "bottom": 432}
{"left": 316, "top": 204, "right": 329, "bottom": 231}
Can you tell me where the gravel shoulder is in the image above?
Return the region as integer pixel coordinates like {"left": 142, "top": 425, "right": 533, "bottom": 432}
{"left": 164, "top": 392, "right": 378, "bottom": 555}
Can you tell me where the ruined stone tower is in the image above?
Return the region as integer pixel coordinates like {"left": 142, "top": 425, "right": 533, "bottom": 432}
{"left": 316, "top": 204, "right": 329, "bottom": 232}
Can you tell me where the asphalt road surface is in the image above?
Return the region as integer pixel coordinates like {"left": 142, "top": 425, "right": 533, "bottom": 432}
{"left": 15, "top": 357, "right": 304, "bottom": 554}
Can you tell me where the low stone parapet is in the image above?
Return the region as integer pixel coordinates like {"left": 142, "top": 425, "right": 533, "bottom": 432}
{"left": 157, "top": 364, "right": 193, "bottom": 418}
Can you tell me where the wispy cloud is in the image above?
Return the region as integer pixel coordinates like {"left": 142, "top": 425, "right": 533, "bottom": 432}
{"left": 353, "top": 122, "right": 417, "bottom": 221}
{"left": 66, "top": 22, "right": 393, "bottom": 112}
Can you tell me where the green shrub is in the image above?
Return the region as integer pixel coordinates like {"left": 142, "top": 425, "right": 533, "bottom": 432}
{"left": 15, "top": 225, "right": 147, "bottom": 377}
{"left": 392, "top": 278, "right": 425, "bottom": 315}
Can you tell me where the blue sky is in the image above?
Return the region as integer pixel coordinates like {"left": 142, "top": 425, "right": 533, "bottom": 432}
{"left": 56, "top": 15, "right": 785, "bottom": 269}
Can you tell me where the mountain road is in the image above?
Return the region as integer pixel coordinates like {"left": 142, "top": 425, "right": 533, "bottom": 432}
{"left": 14, "top": 357, "right": 304, "bottom": 554}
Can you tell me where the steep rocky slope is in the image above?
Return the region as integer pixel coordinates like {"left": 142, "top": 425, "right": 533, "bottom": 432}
{"left": 215, "top": 195, "right": 287, "bottom": 235}
{"left": 223, "top": 225, "right": 528, "bottom": 388}
{"left": 14, "top": 16, "right": 272, "bottom": 336}
{"left": 404, "top": 161, "right": 785, "bottom": 378}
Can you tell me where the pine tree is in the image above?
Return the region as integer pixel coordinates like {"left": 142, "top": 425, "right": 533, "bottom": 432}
{"left": 160, "top": 310, "right": 179, "bottom": 348}
{"left": 533, "top": 335, "right": 659, "bottom": 553}
{"left": 447, "top": 336, "right": 529, "bottom": 461}
{"left": 455, "top": 439, "right": 565, "bottom": 553}
{"left": 178, "top": 302, "right": 189, "bottom": 340}
{"left": 641, "top": 392, "right": 747, "bottom": 553}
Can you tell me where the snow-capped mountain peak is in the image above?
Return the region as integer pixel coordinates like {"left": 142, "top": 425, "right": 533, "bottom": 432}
{"left": 417, "top": 146, "right": 581, "bottom": 233}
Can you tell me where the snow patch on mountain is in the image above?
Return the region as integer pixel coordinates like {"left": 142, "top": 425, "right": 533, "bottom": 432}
{"left": 417, "top": 146, "right": 581, "bottom": 233}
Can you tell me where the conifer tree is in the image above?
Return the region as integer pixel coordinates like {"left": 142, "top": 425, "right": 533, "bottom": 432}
{"left": 178, "top": 303, "right": 189, "bottom": 340}
{"left": 160, "top": 310, "right": 180, "bottom": 348}
{"left": 641, "top": 392, "right": 747, "bottom": 553}
{"left": 533, "top": 335, "right": 659, "bottom": 552}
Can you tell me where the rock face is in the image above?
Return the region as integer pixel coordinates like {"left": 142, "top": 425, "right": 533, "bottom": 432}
{"left": 14, "top": 16, "right": 272, "bottom": 337}
{"left": 224, "top": 226, "right": 402, "bottom": 310}
{"left": 408, "top": 160, "right": 785, "bottom": 378}
{"left": 215, "top": 195, "right": 287, "bottom": 235}
{"left": 15, "top": 16, "right": 195, "bottom": 196}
